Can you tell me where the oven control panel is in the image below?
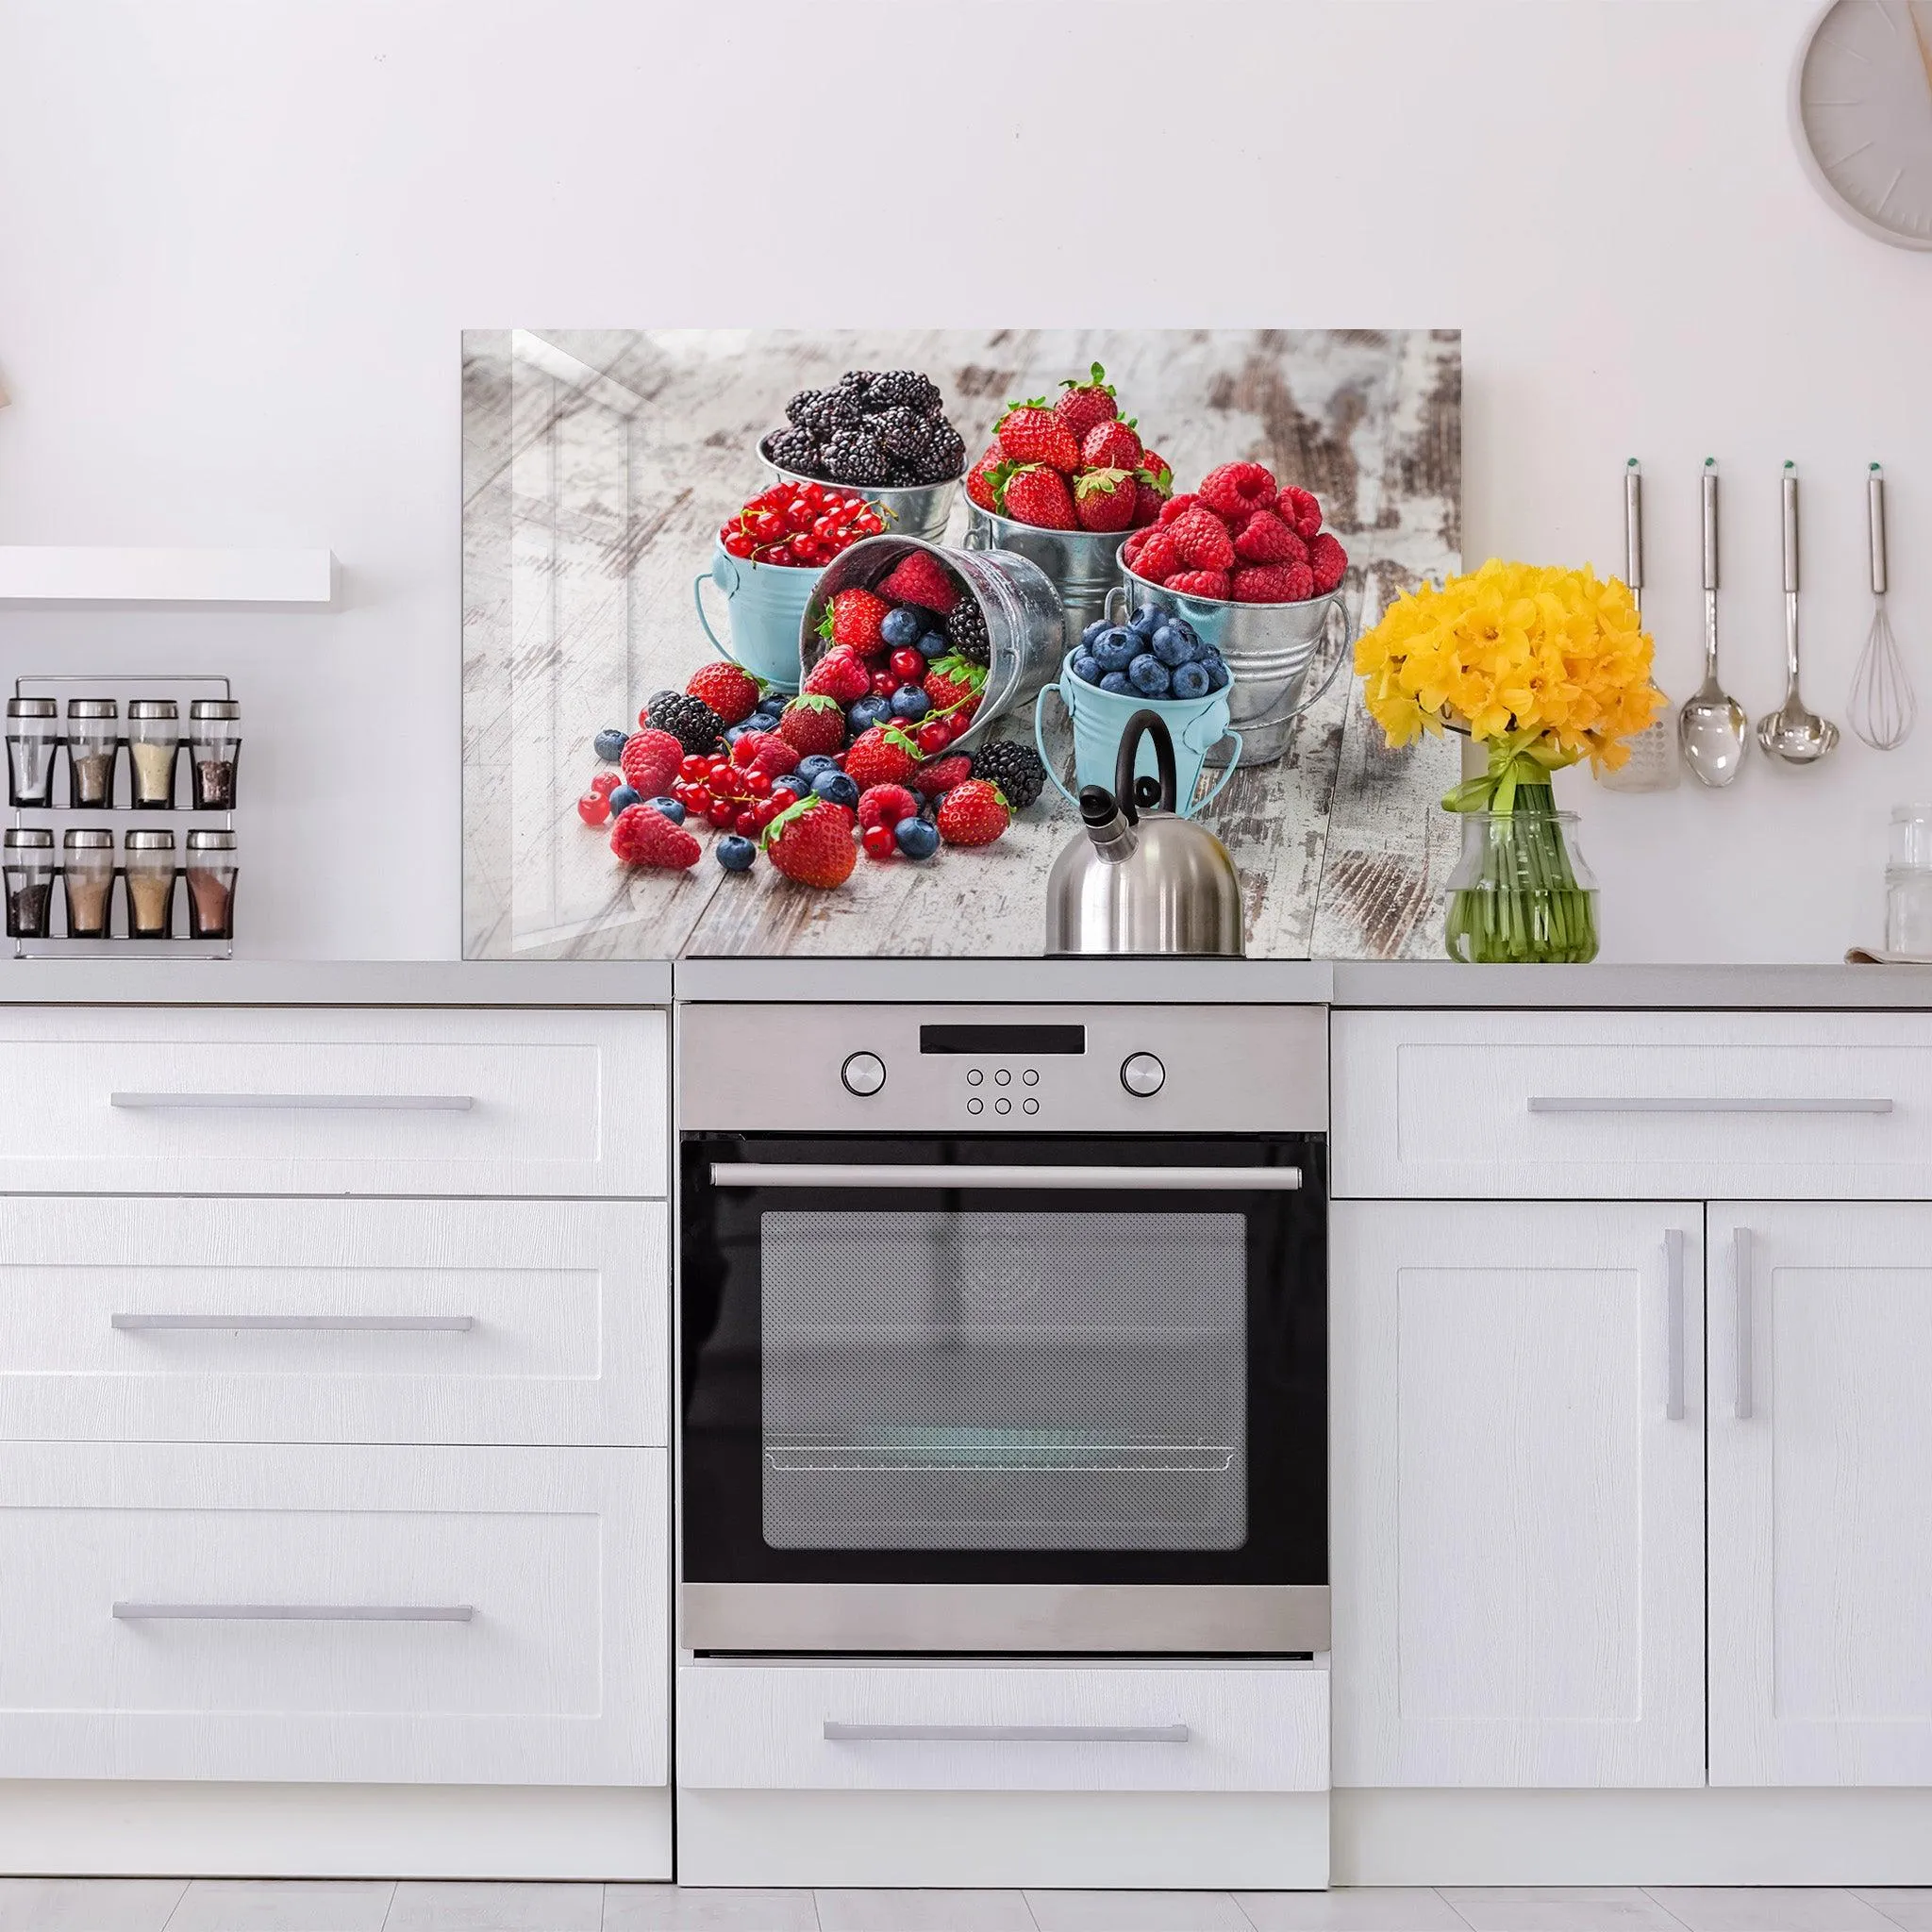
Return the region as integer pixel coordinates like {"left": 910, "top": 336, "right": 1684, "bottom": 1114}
{"left": 681, "top": 1003, "right": 1326, "bottom": 1135}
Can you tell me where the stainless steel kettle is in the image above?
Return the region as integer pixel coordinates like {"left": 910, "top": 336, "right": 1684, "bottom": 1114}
{"left": 1043, "top": 709, "right": 1245, "bottom": 957}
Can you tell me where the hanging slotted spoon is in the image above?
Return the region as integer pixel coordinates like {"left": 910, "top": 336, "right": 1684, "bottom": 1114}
{"left": 1848, "top": 462, "right": 1915, "bottom": 751}
{"left": 1756, "top": 460, "right": 1839, "bottom": 766}
{"left": 1677, "top": 458, "right": 1748, "bottom": 786}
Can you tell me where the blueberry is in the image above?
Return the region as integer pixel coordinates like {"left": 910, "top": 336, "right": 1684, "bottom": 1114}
{"left": 1099, "top": 671, "right": 1134, "bottom": 695}
{"left": 812, "top": 769, "right": 860, "bottom": 808}
{"left": 1170, "top": 661, "right": 1210, "bottom": 699}
{"left": 1129, "top": 655, "right": 1173, "bottom": 696}
{"left": 648, "top": 794, "right": 686, "bottom": 824}
{"left": 1167, "top": 616, "right": 1202, "bottom": 652}
{"left": 716, "top": 835, "right": 757, "bottom": 872}
{"left": 593, "top": 727, "right": 627, "bottom": 761}
{"left": 754, "top": 704, "right": 787, "bottom": 727}
{"left": 919, "top": 631, "right": 948, "bottom": 658}
{"left": 1201, "top": 658, "right": 1230, "bottom": 692}
{"left": 847, "top": 695, "right": 892, "bottom": 735}
{"left": 607, "top": 785, "right": 641, "bottom": 814}
{"left": 1092, "top": 627, "right": 1138, "bottom": 673}
{"left": 895, "top": 816, "right": 941, "bottom": 859}
{"left": 796, "top": 754, "right": 840, "bottom": 782}
{"left": 881, "top": 606, "right": 924, "bottom": 648}
{"left": 724, "top": 724, "right": 758, "bottom": 744}
{"left": 891, "top": 686, "right": 931, "bottom": 721}
{"left": 1071, "top": 651, "right": 1104, "bottom": 687}
{"left": 770, "top": 775, "right": 807, "bottom": 802}
{"left": 1151, "top": 625, "right": 1196, "bottom": 668}
{"left": 1080, "top": 618, "right": 1111, "bottom": 649}
{"left": 1129, "top": 603, "right": 1165, "bottom": 638}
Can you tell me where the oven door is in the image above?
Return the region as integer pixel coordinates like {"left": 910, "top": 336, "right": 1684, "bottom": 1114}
{"left": 679, "top": 1133, "right": 1325, "bottom": 1654}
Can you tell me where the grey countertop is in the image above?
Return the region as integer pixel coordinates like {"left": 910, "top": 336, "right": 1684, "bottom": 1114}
{"left": 0, "top": 959, "right": 672, "bottom": 1006}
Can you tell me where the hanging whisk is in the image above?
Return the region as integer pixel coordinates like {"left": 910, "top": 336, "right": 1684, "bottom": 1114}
{"left": 1849, "top": 462, "right": 1915, "bottom": 751}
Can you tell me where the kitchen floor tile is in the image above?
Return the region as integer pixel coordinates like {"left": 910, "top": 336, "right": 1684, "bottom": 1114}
{"left": 1856, "top": 1897, "right": 1932, "bottom": 1932}
{"left": 1647, "top": 1896, "right": 1899, "bottom": 1932}
{"left": 1239, "top": 1893, "right": 1470, "bottom": 1931}
{"left": 0, "top": 1880, "right": 186, "bottom": 1932}
{"left": 601, "top": 1890, "right": 821, "bottom": 1931}
{"left": 166, "top": 1881, "right": 395, "bottom": 1932}
{"left": 1025, "top": 1892, "right": 1248, "bottom": 1932}
{"left": 382, "top": 1881, "right": 604, "bottom": 1931}
{"left": 817, "top": 1890, "right": 1032, "bottom": 1931}
{"left": 1443, "top": 1890, "right": 1686, "bottom": 1932}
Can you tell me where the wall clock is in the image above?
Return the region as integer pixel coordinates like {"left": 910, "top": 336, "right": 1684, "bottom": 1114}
{"left": 1790, "top": 0, "right": 1932, "bottom": 248}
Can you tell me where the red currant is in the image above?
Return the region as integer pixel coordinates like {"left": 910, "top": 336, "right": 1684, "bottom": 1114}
{"left": 890, "top": 648, "right": 927, "bottom": 682}
{"left": 872, "top": 673, "right": 901, "bottom": 698}
{"left": 723, "top": 532, "right": 754, "bottom": 558}
{"left": 743, "top": 769, "right": 772, "bottom": 797}
{"left": 862, "top": 824, "right": 897, "bottom": 860}
{"left": 754, "top": 801, "right": 780, "bottom": 828}
{"left": 734, "top": 808, "right": 760, "bottom": 837}
{"left": 590, "top": 772, "right": 621, "bottom": 796}
{"left": 916, "top": 720, "right": 951, "bottom": 756}
{"left": 679, "top": 756, "right": 708, "bottom": 780}
{"left": 857, "top": 512, "right": 884, "bottom": 535}
{"left": 708, "top": 800, "right": 736, "bottom": 828}
{"left": 576, "top": 791, "right": 611, "bottom": 826}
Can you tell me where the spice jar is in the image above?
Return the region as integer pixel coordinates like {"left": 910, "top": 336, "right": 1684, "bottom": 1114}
{"left": 4, "top": 828, "right": 57, "bottom": 939}
{"left": 128, "top": 699, "right": 181, "bottom": 808}
{"left": 185, "top": 828, "right": 238, "bottom": 940}
{"left": 188, "top": 699, "right": 241, "bottom": 810}
{"left": 66, "top": 698, "right": 119, "bottom": 808}
{"left": 61, "top": 828, "right": 117, "bottom": 938}
{"left": 7, "top": 698, "right": 60, "bottom": 808}
{"left": 123, "top": 829, "right": 177, "bottom": 938}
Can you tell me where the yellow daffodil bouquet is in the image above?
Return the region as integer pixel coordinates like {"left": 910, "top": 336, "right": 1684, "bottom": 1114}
{"left": 1354, "top": 558, "right": 1663, "bottom": 962}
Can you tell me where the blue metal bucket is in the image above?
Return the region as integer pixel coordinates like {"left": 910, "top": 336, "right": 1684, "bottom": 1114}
{"left": 1034, "top": 651, "right": 1241, "bottom": 820}
{"left": 692, "top": 547, "right": 824, "bottom": 694}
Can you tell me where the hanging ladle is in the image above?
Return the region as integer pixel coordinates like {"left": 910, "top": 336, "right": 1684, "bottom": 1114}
{"left": 1755, "top": 460, "right": 1839, "bottom": 766}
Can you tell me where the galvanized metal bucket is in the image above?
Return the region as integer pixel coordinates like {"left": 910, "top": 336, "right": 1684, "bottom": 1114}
{"left": 964, "top": 503, "right": 1124, "bottom": 645}
{"left": 798, "top": 536, "right": 1065, "bottom": 758}
{"left": 1108, "top": 567, "right": 1352, "bottom": 766}
{"left": 758, "top": 435, "right": 959, "bottom": 546}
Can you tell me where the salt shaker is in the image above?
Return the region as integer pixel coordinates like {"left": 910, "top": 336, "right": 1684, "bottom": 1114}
{"left": 185, "top": 828, "right": 238, "bottom": 940}
{"left": 1885, "top": 805, "right": 1932, "bottom": 960}
{"left": 3, "top": 828, "right": 56, "bottom": 939}
{"left": 123, "top": 828, "right": 177, "bottom": 938}
{"left": 6, "top": 698, "right": 60, "bottom": 808}
{"left": 128, "top": 699, "right": 181, "bottom": 808}
{"left": 66, "top": 699, "right": 120, "bottom": 808}
{"left": 188, "top": 699, "right": 241, "bottom": 809}
{"left": 61, "top": 828, "right": 117, "bottom": 938}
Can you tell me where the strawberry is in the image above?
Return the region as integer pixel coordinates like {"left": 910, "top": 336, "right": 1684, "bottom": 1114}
{"left": 1199, "top": 461, "right": 1279, "bottom": 525}
{"left": 818, "top": 588, "right": 890, "bottom": 656}
{"left": 803, "top": 645, "right": 874, "bottom": 704}
{"left": 683, "top": 660, "right": 760, "bottom": 727}
{"left": 995, "top": 399, "right": 1082, "bottom": 474}
{"left": 1073, "top": 466, "right": 1138, "bottom": 533}
{"left": 1131, "top": 481, "right": 1167, "bottom": 527}
{"left": 1054, "top": 362, "right": 1118, "bottom": 443}
{"left": 1277, "top": 486, "right": 1323, "bottom": 540}
{"left": 997, "top": 463, "right": 1078, "bottom": 531}
{"left": 912, "top": 753, "right": 974, "bottom": 797}
{"left": 1081, "top": 419, "right": 1143, "bottom": 471}
{"left": 966, "top": 442, "right": 1005, "bottom": 512}
{"left": 924, "top": 652, "right": 987, "bottom": 716}
{"left": 1233, "top": 510, "right": 1308, "bottom": 566}
{"left": 1165, "top": 569, "right": 1232, "bottom": 599}
{"left": 937, "top": 778, "right": 1010, "bottom": 847}
{"left": 1139, "top": 448, "right": 1174, "bottom": 494}
{"left": 761, "top": 794, "right": 858, "bottom": 889}
{"left": 619, "top": 727, "right": 684, "bottom": 798}
{"left": 1307, "top": 531, "right": 1349, "bottom": 595}
{"left": 609, "top": 801, "right": 700, "bottom": 869}
{"left": 844, "top": 723, "right": 922, "bottom": 791}
{"left": 777, "top": 691, "right": 848, "bottom": 758}
{"left": 875, "top": 550, "right": 960, "bottom": 615}
{"left": 855, "top": 781, "right": 919, "bottom": 832}
{"left": 1129, "top": 526, "right": 1183, "bottom": 582}
{"left": 730, "top": 729, "right": 800, "bottom": 780}
{"left": 1167, "top": 507, "right": 1237, "bottom": 572}
{"left": 1233, "top": 562, "right": 1314, "bottom": 603}
{"left": 1157, "top": 492, "right": 1202, "bottom": 526}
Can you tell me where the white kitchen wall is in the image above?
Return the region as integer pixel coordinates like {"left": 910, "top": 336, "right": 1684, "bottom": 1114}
{"left": 0, "top": 0, "right": 1924, "bottom": 962}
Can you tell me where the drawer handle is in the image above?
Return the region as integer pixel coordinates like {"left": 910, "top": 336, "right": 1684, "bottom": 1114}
{"left": 114, "top": 1602, "right": 475, "bottom": 1622}
{"left": 110, "top": 1092, "right": 475, "bottom": 1111}
{"left": 823, "top": 1722, "right": 1189, "bottom": 1744}
{"left": 1527, "top": 1096, "right": 1893, "bottom": 1114}
{"left": 1662, "top": 1227, "right": 1686, "bottom": 1423}
{"left": 111, "top": 1314, "right": 476, "bottom": 1332}
{"left": 1734, "top": 1224, "right": 1755, "bottom": 1422}
{"left": 714, "top": 1163, "right": 1300, "bottom": 1191}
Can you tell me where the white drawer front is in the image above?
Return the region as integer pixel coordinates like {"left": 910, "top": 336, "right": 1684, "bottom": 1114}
{"left": 0, "top": 1008, "right": 664, "bottom": 1195}
{"left": 676, "top": 1659, "right": 1326, "bottom": 1793}
{"left": 1336, "top": 1010, "right": 1932, "bottom": 1199}
{"left": 0, "top": 1443, "right": 667, "bottom": 1786}
{"left": 0, "top": 1197, "right": 665, "bottom": 1446}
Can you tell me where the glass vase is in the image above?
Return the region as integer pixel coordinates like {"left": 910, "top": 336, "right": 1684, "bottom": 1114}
{"left": 1444, "top": 789, "right": 1600, "bottom": 964}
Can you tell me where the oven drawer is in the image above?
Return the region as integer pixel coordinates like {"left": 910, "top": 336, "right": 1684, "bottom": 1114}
{"left": 0, "top": 1442, "right": 666, "bottom": 1785}
{"left": 0, "top": 1196, "right": 666, "bottom": 1446}
{"left": 675, "top": 1658, "right": 1327, "bottom": 1792}
{"left": 0, "top": 1008, "right": 664, "bottom": 1196}
{"left": 1335, "top": 1009, "right": 1932, "bottom": 1199}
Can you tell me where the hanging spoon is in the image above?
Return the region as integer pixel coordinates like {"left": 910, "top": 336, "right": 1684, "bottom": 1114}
{"left": 1756, "top": 460, "right": 1839, "bottom": 766}
{"left": 1677, "top": 458, "right": 1748, "bottom": 786}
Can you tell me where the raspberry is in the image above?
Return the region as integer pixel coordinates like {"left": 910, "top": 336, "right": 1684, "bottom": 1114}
{"left": 620, "top": 727, "right": 684, "bottom": 798}
{"left": 1277, "top": 486, "right": 1323, "bottom": 540}
{"left": 1130, "top": 527, "right": 1183, "bottom": 582}
{"left": 1123, "top": 528, "right": 1151, "bottom": 570}
{"left": 1232, "top": 510, "right": 1308, "bottom": 566}
{"left": 1199, "top": 461, "right": 1279, "bottom": 525}
{"left": 875, "top": 551, "right": 960, "bottom": 615}
{"left": 684, "top": 661, "right": 760, "bottom": 726}
{"left": 731, "top": 730, "right": 800, "bottom": 780}
{"left": 1307, "top": 532, "right": 1349, "bottom": 595}
{"left": 609, "top": 802, "right": 701, "bottom": 868}
{"left": 1165, "top": 570, "right": 1232, "bottom": 599}
{"left": 1157, "top": 493, "right": 1202, "bottom": 526}
{"left": 1232, "top": 563, "right": 1315, "bottom": 603}
{"left": 856, "top": 782, "right": 919, "bottom": 832}
{"left": 1167, "top": 508, "right": 1236, "bottom": 572}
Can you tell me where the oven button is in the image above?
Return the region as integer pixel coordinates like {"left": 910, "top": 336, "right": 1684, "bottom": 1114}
{"left": 966, "top": 1069, "right": 983, "bottom": 1087}
{"left": 1023, "top": 1069, "right": 1039, "bottom": 1086}
{"left": 841, "top": 1051, "right": 887, "bottom": 1097}
{"left": 1121, "top": 1052, "right": 1165, "bottom": 1097}
{"left": 1023, "top": 1097, "right": 1039, "bottom": 1115}
{"left": 994, "top": 1097, "right": 1011, "bottom": 1115}
{"left": 966, "top": 1096, "right": 983, "bottom": 1115}
{"left": 994, "top": 1069, "right": 1011, "bottom": 1086}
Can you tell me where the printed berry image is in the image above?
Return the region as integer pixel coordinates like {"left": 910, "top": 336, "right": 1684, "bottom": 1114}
{"left": 764, "top": 371, "right": 966, "bottom": 490}
{"left": 1122, "top": 468, "right": 1348, "bottom": 604}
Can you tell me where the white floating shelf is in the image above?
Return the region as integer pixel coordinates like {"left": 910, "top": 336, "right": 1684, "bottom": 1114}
{"left": 0, "top": 547, "right": 337, "bottom": 609}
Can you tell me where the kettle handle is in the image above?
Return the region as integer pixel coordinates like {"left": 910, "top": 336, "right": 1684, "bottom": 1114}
{"left": 1114, "top": 709, "right": 1177, "bottom": 824}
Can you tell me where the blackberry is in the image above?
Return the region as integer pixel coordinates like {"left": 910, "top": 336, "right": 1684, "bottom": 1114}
{"left": 645, "top": 690, "right": 726, "bottom": 758}
{"left": 873, "top": 405, "right": 930, "bottom": 464}
{"left": 784, "top": 389, "right": 823, "bottom": 429}
{"left": 823, "top": 426, "right": 889, "bottom": 487}
{"left": 974, "top": 740, "right": 1047, "bottom": 812}
{"left": 943, "top": 594, "right": 991, "bottom": 667}
{"left": 869, "top": 369, "right": 944, "bottom": 418}
{"left": 836, "top": 370, "right": 879, "bottom": 411}
{"left": 913, "top": 420, "right": 965, "bottom": 484}
{"left": 766, "top": 425, "right": 824, "bottom": 475}
{"left": 790, "top": 390, "right": 861, "bottom": 439}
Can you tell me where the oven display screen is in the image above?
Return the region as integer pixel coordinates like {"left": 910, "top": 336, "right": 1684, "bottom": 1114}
{"left": 919, "top": 1024, "right": 1086, "bottom": 1056}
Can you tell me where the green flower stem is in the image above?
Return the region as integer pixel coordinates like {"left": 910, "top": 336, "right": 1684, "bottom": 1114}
{"left": 1445, "top": 783, "right": 1599, "bottom": 964}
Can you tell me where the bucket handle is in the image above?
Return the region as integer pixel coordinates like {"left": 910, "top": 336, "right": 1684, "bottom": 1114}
{"left": 1034, "top": 682, "right": 1081, "bottom": 809}
{"left": 1279, "top": 594, "right": 1354, "bottom": 721}
{"left": 1188, "top": 724, "right": 1244, "bottom": 815}
{"left": 692, "top": 567, "right": 738, "bottom": 664}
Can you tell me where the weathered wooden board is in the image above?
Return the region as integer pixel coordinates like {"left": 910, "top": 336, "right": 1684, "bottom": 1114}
{"left": 462, "top": 329, "right": 1461, "bottom": 960}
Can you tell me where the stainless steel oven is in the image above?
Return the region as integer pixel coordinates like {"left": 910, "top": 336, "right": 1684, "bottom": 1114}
{"left": 677, "top": 1002, "right": 1327, "bottom": 1655}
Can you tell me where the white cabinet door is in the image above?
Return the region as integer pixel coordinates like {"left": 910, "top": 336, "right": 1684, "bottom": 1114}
{"left": 1332, "top": 1200, "right": 1706, "bottom": 1788}
{"left": 1709, "top": 1202, "right": 1932, "bottom": 1786}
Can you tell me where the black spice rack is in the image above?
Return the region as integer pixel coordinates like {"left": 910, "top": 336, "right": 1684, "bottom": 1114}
{"left": 5, "top": 674, "right": 239, "bottom": 958}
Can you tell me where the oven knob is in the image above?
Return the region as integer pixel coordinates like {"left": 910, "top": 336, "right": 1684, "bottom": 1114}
{"left": 841, "top": 1052, "right": 887, "bottom": 1097}
{"left": 1120, "top": 1052, "right": 1165, "bottom": 1097}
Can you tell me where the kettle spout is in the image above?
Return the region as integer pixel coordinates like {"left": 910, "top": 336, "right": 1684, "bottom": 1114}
{"left": 1078, "top": 785, "right": 1138, "bottom": 863}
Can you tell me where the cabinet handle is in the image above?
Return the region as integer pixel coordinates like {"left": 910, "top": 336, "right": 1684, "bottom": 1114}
{"left": 110, "top": 1092, "right": 474, "bottom": 1111}
{"left": 1527, "top": 1096, "right": 1892, "bottom": 1115}
{"left": 113, "top": 1603, "right": 474, "bottom": 1622}
{"left": 823, "top": 1722, "right": 1189, "bottom": 1744}
{"left": 1733, "top": 1224, "right": 1755, "bottom": 1421}
{"left": 1663, "top": 1227, "right": 1686, "bottom": 1422}
{"left": 111, "top": 1314, "right": 475, "bottom": 1332}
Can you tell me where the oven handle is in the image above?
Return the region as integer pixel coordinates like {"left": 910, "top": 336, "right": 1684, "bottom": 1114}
{"left": 709, "top": 1163, "right": 1301, "bottom": 1191}
{"left": 824, "top": 1721, "right": 1190, "bottom": 1744}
